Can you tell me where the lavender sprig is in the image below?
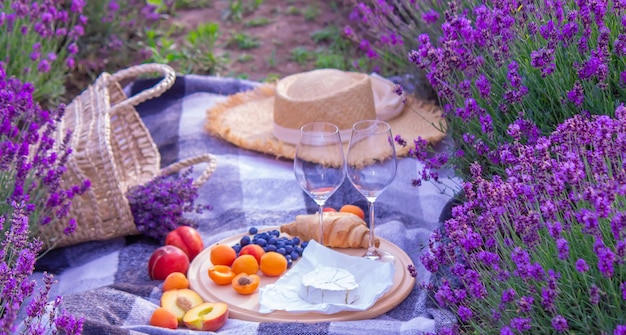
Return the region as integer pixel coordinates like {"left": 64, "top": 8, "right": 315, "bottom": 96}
{"left": 127, "top": 167, "right": 212, "bottom": 243}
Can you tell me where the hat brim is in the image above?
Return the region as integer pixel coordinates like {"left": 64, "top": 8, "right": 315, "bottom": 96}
{"left": 205, "top": 82, "right": 446, "bottom": 160}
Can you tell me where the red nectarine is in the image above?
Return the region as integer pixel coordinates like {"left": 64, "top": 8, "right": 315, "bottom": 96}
{"left": 148, "top": 245, "right": 190, "bottom": 280}
{"left": 165, "top": 226, "right": 204, "bottom": 261}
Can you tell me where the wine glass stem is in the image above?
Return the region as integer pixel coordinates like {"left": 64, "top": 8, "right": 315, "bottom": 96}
{"left": 318, "top": 204, "right": 324, "bottom": 245}
{"left": 367, "top": 201, "right": 376, "bottom": 255}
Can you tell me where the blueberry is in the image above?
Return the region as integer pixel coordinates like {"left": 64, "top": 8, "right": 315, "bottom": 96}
{"left": 287, "top": 258, "right": 293, "bottom": 268}
{"left": 249, "top": 227, "right": 258, "bottom": 235}
{"left": 296, "top": 246, "right": 303, "bottom": 255}
{"left": 293, "top": 237, "right": 301, "bottom": 245}
{"left": 290, "top": 251, "right": 299, "bottom": 260}
{"left": 271, "top": 230, "right": 280, "bottom": 237}
{"left": 276, "top": 247, "right": 287, "bottom": 255}
{"left": 240, "top": 235, "right": 250, "bottom": 246}
{"left": 255, "top": 238, "right": 268, "bottom": 247}
{"left": 301, "top": 241, "right": 309, "bottom": 248}
{"left": 232, "top": 244, "right": 241, "bottom": 254}
{"left": 285, "top": 245, "right": 294, "bottom": 254}
{"left": 268, "top": 237, "right": 277, "bottom": 245}
{"left": 266, "top": 244, "right": 277, "bottom": 252}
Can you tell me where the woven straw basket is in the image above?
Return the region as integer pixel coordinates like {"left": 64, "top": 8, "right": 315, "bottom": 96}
{"left": 38, "top": 63, "right": 217, "bottom": 249}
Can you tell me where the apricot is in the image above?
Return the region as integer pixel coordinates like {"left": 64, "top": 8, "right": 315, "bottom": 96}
{"left": 238, "top": 244, "right": 265, "bottom": 264}
{"left": 150, "top": 307, "right": 178, "bottom": 329}
{"left": 162, "top": 272, "right": 189, "bottom": 291}
{"left": 231, "top": 273, "right": 260, "bottom": 295}
{"left": 209, "top": 244, "right": 237, "bottom": 267}
{"left": 339, "top": 204, "right": 366, "bottom": 220}
{"left": 259, "top": 252, "right": 288, "bottom": 277}
{"left": 231, "top": 254, "right": 259, "bottom": 275}
{"left": 208, "top": 265, "right": 236, "bottom": 285}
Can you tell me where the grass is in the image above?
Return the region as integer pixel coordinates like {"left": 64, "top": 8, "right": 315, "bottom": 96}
{"left": 291, "top": 47, "right": 314, "bottom": 65}
{"left": 227, "top": 32, "right": 261, "bottom": 49}
{"left": 244, "top": 17, "right": 272, "bottom": 27}
{"left": 303, "top": 4, "right": 320, "bottom": 21}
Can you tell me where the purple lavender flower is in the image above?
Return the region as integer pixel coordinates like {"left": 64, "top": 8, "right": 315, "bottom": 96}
{"left": 552, "top": 315, "right": 569, "bottom": 332}
{"left": 567, "top": 81, "right": 585, "bottom": 107}
{"left": 127, "top": 167, "right": 211, "bottom": 242}
{"left": 556, "top": 238, "right": 569, "bottom": 260}
{"left": 575, "top": 258, "right": 590, "bottom": 273}
{"left": 510, "top": 317, "right": 532, "bottom": 332}
{"left": 590, "top": 284, "right": 602, "bottom": 305}
{"left": 457, "top": 305, "right": 473, "bottom": 322}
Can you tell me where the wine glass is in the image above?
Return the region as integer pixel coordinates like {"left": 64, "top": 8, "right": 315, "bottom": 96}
{"left": 346, "top": 120, "right": 397, "bottom": 262}
{"left": 293, "top": 122, "right": 346, "bottom": 245}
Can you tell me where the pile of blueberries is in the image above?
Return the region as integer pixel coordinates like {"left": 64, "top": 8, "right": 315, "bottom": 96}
{"left": 231, "top": 227, "right": 308, "bottom": 269}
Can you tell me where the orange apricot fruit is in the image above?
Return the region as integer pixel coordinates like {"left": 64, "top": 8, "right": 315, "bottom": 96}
{"left": 209, "top": 244, "right": 237, "bottom": 267}
{"left": 208, "top": 265, "right": 236, "bottom": 285}
{"left": 231, "top": 254, "right": 259, "bottom": 275}
{"left": 259, "top": 252, "right": 288, "bottom": 277}
{"left": 162, "top": 272, "right": 189, "bottom": 291}
{"left": 150, "top": 307, "right": 178, "bottom": 329}
{"left": 231, "top": 273, "right": 260, "bottom": 295}
{"left": 339, "top": 204, "right": 366, "bottom": 220}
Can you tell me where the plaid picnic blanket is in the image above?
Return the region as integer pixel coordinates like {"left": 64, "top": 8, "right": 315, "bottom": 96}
{"left": 32, "top": 74, "right": 458, "bottom": 335}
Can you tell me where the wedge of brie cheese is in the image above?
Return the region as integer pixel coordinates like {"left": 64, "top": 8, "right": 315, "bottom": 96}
{"left": 299, "top": 267, "right": 359, "bottom": 304}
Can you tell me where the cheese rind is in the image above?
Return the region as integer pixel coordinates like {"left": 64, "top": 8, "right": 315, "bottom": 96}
{"left": 299, "top": 267, "right": 359, "bottom": 304}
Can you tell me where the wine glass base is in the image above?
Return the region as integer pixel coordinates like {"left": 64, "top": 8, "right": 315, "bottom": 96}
{"left": 363, "top": 248, "right": 395, "bottom": 263}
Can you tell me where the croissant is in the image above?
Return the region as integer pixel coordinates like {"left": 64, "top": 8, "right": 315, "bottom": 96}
{"left": 280, "top": 212, "right": 379, "bottom": 249}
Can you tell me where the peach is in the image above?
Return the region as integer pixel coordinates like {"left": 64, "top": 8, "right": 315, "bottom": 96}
{"left": 182, "top": 302, "right": 229, "bottom": 331}
{"left": 148, "top": 245, "right": 190, "bottom": 280}
{"left": 165, "top": 226, "right": 205, "bottom": 261}
{"left": 150, "top": 307, "right": 178, "bottom": 329}
{"left": 238, "top": 244, "right": 265, "bottom": 264}
{"left": 160, "top": 288, "right": 204, "bottom": 324}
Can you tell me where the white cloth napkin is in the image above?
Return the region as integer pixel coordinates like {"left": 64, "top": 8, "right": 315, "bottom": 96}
{"left": 258, "top": 240, "right": 395, "bottom": 314}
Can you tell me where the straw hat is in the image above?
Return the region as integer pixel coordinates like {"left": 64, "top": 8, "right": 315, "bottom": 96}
{"left": 205, "top": 69, "right": 445, "bottom": 160}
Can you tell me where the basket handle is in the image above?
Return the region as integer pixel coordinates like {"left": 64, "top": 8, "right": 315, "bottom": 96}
{"left": 108, "top": 63, "right": 176, "bottom": 114}
{"left": 159, "top": 153, "right": 218, "bottom": 187}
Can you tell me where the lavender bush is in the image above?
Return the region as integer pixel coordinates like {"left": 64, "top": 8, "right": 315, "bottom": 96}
{"left": 353, "top": 1, "right": 626, "bottom": 181}
{"left": 420, "top": 105, "right": 626, "bottom": 334}
{"left": 1, "top": 0, "right": 86, "bottom": 105}
{"left": 1, "top": 63, "right": 85, "bottom": 333}
{"left": 127, "top": 167, "right": 211, "bottom": 243}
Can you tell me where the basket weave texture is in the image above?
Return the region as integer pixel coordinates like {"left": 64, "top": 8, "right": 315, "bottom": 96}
{"left": 38, "top": 64, "right": 217, "bottom": 248}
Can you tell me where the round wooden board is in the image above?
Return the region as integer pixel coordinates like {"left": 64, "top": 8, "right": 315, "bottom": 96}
{"left": 188, "top": 227, "right": 415, "bottom": 323}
